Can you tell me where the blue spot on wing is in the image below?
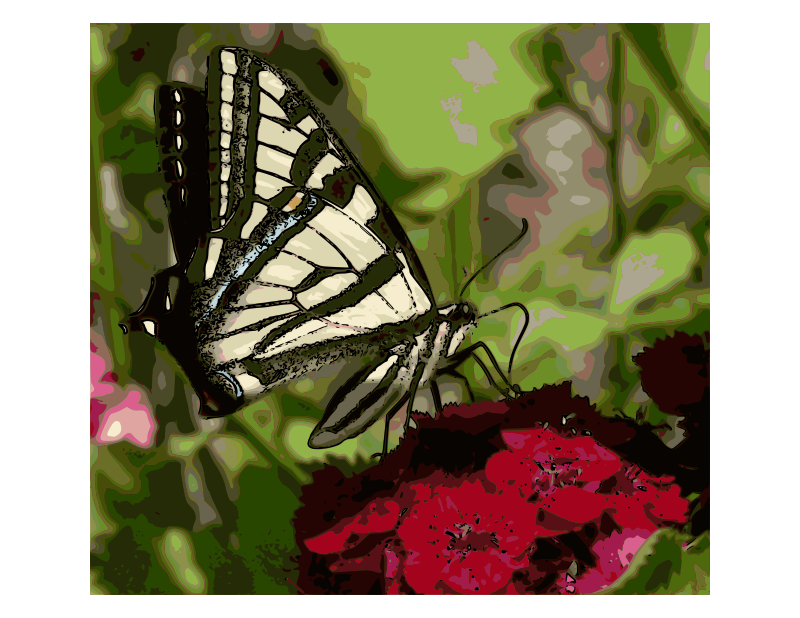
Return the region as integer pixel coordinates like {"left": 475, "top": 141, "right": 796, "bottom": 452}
{"left": 215, "top": 370, "right": 244, "bottom": 398}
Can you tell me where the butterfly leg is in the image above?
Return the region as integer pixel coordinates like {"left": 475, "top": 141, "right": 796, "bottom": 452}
{"left": 402, "top": 363, "right": 427, "bottom": 437}
{"left": 443, "top": 349, "right": 502, "bottom": 392}
{"left": 442, "top": 343, "right": 519, "bottom": 399}
{"left": 375, "top": 391, "right": 411, "bottom": 461}
{"left": 430, "top": 379, "right": 444, "bottom": 417}
{"left": 372, "top": 362, "right": 426, "bottom": 460}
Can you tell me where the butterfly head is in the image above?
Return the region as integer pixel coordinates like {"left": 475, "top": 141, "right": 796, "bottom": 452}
{"left": 455, "top": 301, "right": 479, "bottom": 325}
{"left": 433, "top": 301, "right": 477, "bottom": 361}
{"left": 438, "top": 301, "right": 478, "bottom": 328}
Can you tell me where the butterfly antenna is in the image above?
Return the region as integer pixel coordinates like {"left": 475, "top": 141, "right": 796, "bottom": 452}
{"left": 458, "top": 219, "right": 529, "bottom": 299}
{"left": 478, "top": 302, "right": 530, "bottom": 385}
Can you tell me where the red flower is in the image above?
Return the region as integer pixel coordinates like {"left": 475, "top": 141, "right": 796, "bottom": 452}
{"left": 294, "top": 384, "right": 697, "bottom": 595}
{"left": 537, "top": 485, "right": 614, "bottom": 532}
{"left": 604, "top": 467, "right": 690, "bottom": 530}
{"left": 486, "top": 428, "right": 622, "bottom": 502}
{"left": 397, "top": 478, "right": 545, "bottom": 594}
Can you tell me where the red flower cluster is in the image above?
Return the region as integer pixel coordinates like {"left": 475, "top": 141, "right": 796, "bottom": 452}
{"left": 295, "top": 387, "right": 690, "bottom": 595}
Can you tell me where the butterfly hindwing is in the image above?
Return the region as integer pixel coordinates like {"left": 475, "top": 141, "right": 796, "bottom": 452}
{"left": 133, "top": 46, "right": 439, "bottom": 425}
{"left": 310, "top": 350, "right": 408, "bottom": 448}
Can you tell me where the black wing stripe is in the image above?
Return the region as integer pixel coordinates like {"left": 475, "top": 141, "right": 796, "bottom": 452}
{"left": 192, "top": 197, "right": 324, "bottom": 324}
{"left": 202, "top": 254, "right": 401, "bottom": 364}
{"left": 290, "top": 253, "right": 395, "bottom": 316}
{"left": 296, "top": 273, "right": 359, "bottom": 309}
{"left": 215, "top": 193, "right": 324, "bottom": 275}
{"left": 201, "top": 49, "right": 419, "bottom": 307}
{"left": 199, "top": 48, "right": 430, "bottom": 362}
{"left": 217, "top": 252, "right": 398, "bottom": 341}
{"left": 138, "top": 52, "right": 441, "bottom": 419}
{"left": 223, "top": 48, "right": 434, "bottom": 304}
{"left": 253, "top": 290, "right": 410, "bottom": 361}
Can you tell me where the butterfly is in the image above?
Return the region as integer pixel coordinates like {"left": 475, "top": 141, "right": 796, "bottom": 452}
{"left": 121, "top": 46, "right": 528, "bottom": 456}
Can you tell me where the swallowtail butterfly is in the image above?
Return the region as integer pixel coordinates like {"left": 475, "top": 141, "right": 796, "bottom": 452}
{"left": 121, "top": 46, "right": 526, "bottom": 455}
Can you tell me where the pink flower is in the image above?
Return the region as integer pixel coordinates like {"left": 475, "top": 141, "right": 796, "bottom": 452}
{"left": 95, "top": 387, "right": 157, "bottom": 448}
{"left": 557, "top": 528, "right": 651, "bottom": 594}
{"left": 90, "top": 331, "right": 156, "bottom": 447}
{"left": 90, "top": 340, "right": 115, "bottom": 399}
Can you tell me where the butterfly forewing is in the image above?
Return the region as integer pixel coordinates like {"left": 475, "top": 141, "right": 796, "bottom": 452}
{"left": 140, "top": 47, "right": 438, "bottom": 417}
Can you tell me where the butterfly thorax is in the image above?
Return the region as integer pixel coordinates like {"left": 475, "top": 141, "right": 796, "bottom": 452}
{"left": 397, "top": 302, "right": 477, "bottom": 390}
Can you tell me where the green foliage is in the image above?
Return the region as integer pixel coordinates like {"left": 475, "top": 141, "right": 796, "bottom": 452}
{"left": 598, "top": 529, "right": 710, "bottom": 595}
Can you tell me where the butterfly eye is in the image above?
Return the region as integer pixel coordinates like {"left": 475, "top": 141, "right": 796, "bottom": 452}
{"left": 462, "top": 304, "right": 470, "bottom": 314}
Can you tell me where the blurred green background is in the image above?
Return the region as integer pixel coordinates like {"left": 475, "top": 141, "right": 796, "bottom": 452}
{"left": 90, "top": 23, "right": 709, "bottom": 594}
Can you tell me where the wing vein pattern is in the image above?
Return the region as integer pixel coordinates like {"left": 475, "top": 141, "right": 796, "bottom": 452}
{"left": 157, "top": 47, "right": 437, "bottom": 402}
